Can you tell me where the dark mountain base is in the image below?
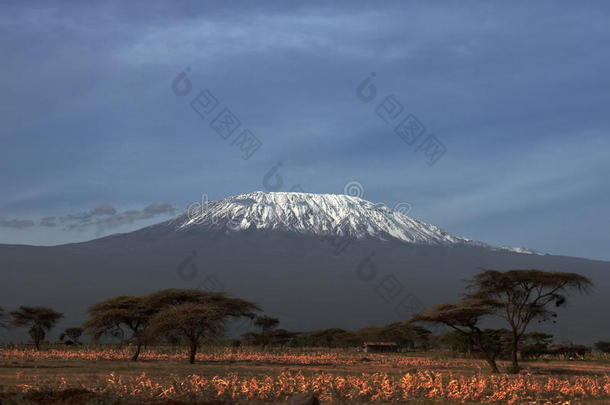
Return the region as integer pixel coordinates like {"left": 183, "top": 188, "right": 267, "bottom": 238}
{"left": 1, "top": 227, "right": 608, "bottom": 342}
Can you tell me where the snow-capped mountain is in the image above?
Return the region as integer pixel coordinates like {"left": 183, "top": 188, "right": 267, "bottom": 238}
{"left": 2, "top": 192, "right": 608, "bottom": 343}
{"left": 176, "top": 191, "right": 538, "bottom": 254}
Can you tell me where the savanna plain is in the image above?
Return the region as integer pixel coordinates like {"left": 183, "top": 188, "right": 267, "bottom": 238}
{"left": 1, "top": 345, "right": 609, "bottom": 405}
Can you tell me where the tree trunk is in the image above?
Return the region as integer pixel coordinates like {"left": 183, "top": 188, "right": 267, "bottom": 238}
{"left": 131, "top": 342, "right": 142, "bottom": 361}
{"left": 485, "top": 354, "right": 500, "bottom": 374}
{"left": 472, "top": 328, "right": 500, "bottom": 374}
{"left": 34, "top": 339, "right": 40, "bottom": 350}
{"left": 510, "top": 330, "right": 520, "bottom": 373}
{"left": 189, "top": 342, "right": 197, "bottom": 364}
{"left": 262, "top": 328, "right": 270, "bottom": 349}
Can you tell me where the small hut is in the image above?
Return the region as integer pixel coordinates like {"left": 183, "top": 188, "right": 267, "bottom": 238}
{"left": 362, "top": 342, "right": 398, "bottom": 353}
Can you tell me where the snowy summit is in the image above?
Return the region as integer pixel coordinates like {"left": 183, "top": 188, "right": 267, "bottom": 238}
{"left": 175, "top": 192, "right": 539, "bottom": 254}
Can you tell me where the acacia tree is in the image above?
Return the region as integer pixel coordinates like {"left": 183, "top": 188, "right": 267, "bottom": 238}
{"left": 467, "top": 269, "right": 592, "bottom": 373}
{"left": 147, "top": 303, "right": 226, "bottom": 364}
{"left": 268, "top": 329, "right": 300, "bottom": 346}
{"left": 10, "top": 306, "right": 64, "bottom": 350}
{"left": 378, "top": 322, "right": 432, "bottom": 350}
{"left": 83, "top": 296, "right": 154, "bottom": 361}
{"left": 410, "top": 299, "right": 501, "bottom": 373}
{"left": 60, "top": 327, "right": 84, "bottom": 344}
{"left": 254, "top": 316, "right": 279, "bottom": 347}
{"left": 595, "top": 341, "right": 610, "bottom": 354}
{"left": 304, "top": 328, "right": 362, "bottom": 348}
{"left": 146, "top": 289, "right": 259, "bottom": 364}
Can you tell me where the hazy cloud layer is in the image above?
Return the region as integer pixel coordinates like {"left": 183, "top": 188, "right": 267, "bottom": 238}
{"left": 0, "top": 218, "right": 36, "bottom": 229}
{"left": 0, "top": 204, "right": 176, "bottom": 233}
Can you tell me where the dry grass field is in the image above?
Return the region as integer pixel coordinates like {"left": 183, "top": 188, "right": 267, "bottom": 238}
{"left": 1, "top": 345, "right": 609, "bottom": 404}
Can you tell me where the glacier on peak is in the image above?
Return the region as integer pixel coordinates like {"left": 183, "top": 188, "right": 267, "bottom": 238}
{"left": 174, "top": 191, "right": 540, "bottom": 254}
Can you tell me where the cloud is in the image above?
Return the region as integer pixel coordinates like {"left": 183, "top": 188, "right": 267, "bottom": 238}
{"left": 143, "top": 203, "right": 174, "bottom": 215}
{"left": 58, "top": 204, "right": 118, "bottom": 228}
{"left": 91, "top": 204, "right": 117, "bottom": 216}
{"left": 0, "top": 217, "right": 36, "bottom": 229}
{"left": 40, "top": 217, "right": 57, "bottom": 227}
{"left": 85, "top": 203, "right": 177, "bottom": 232}
{"left": 1, "top": 203, "right": 177, "bottom": 233}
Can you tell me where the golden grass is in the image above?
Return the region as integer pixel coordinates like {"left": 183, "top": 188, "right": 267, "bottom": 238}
{"left": 7, "top": 370, "right": 610, "bottom": 404}
{"left": 1, "top": 346, "right": 610, "bottom": 404}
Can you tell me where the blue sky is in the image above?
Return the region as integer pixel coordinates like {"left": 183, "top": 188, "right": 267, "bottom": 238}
{"left": 1, "top": 1, "right": 609, "bottom": 260}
